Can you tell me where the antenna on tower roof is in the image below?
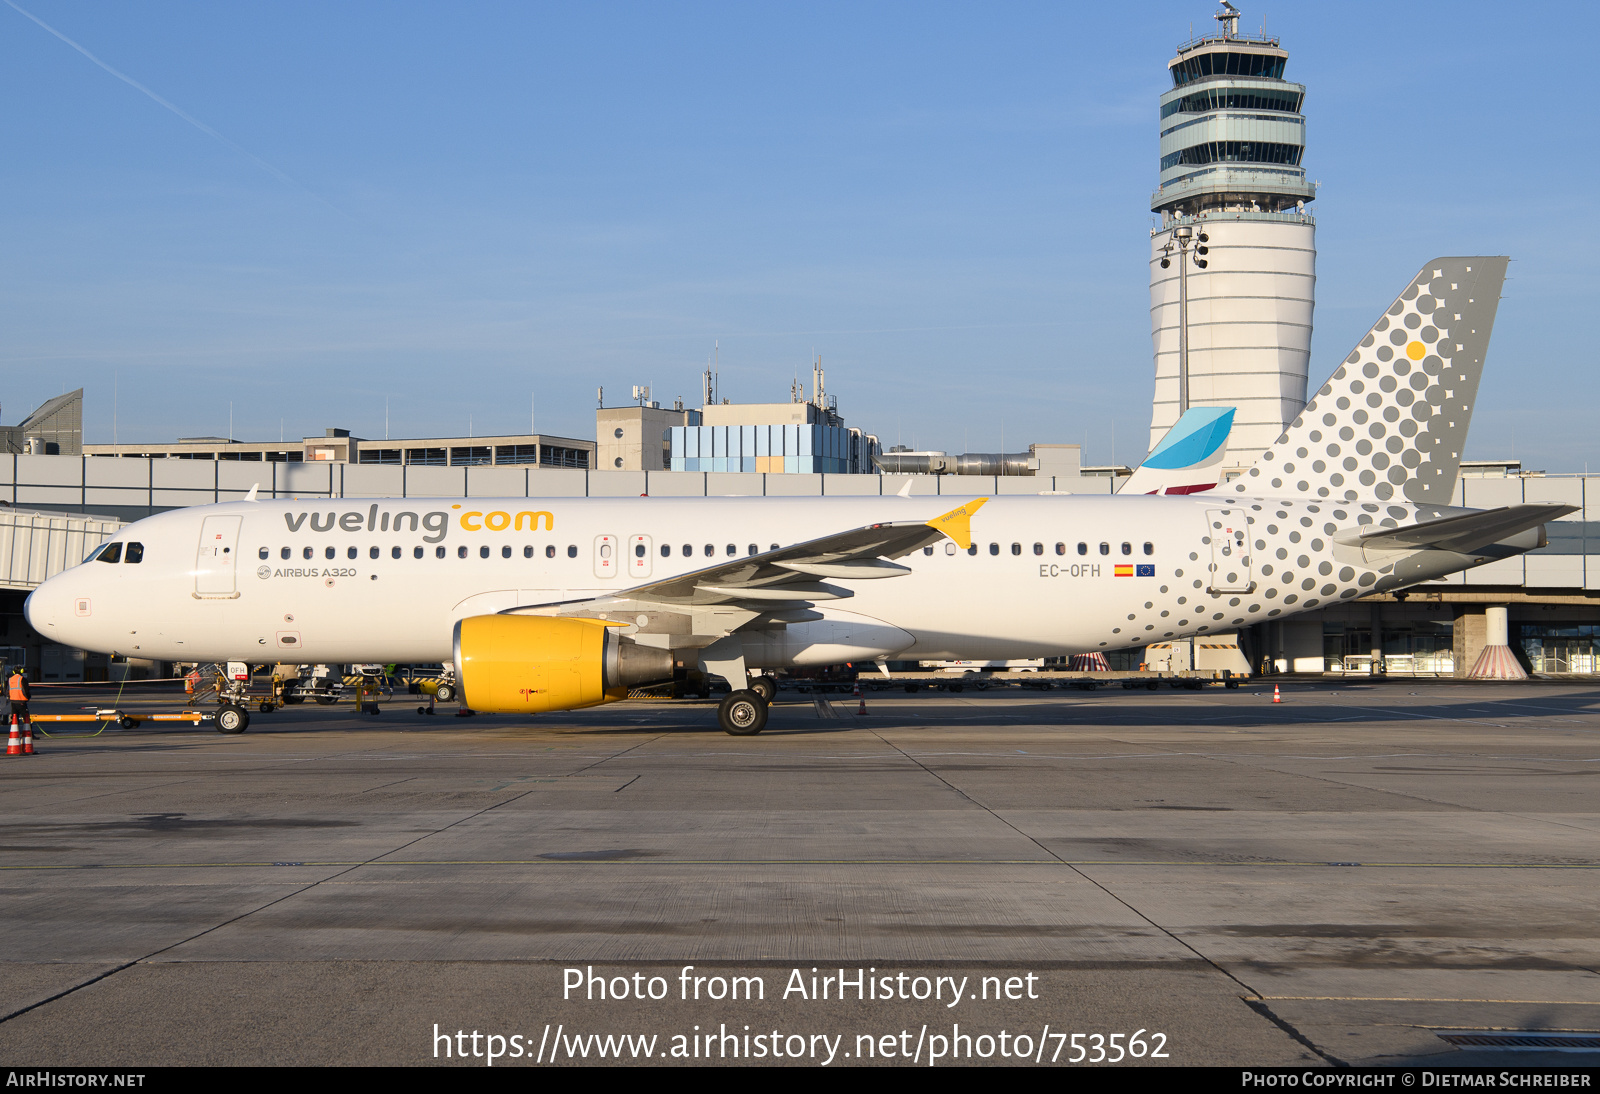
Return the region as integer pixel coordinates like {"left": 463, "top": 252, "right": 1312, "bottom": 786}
{"left": 1216, "top": 2, "right": 1240, "bottom": 38}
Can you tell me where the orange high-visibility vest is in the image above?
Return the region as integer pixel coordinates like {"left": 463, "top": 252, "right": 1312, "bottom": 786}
{"left": 8, "top": 674, "right": 26, "bottom": 702}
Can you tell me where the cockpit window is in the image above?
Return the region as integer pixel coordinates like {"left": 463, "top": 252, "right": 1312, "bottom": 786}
{"left": 125, "top": 542, "right": 144, "bottom": 564}
{"left": 83, "top": 543, "right": 107, "bottom": 563}
{"left": 97, "top": 543, "right": 123, "bottom": 564}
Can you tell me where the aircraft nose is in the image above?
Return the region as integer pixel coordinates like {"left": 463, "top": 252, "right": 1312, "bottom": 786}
{"left": 24, "top": 575, "right": 75, "bottom": 645}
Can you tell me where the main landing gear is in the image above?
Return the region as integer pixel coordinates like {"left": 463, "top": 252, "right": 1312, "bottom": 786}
{"left": 749, "top": 675, "right": 778, "bottom": 703}
{"left": 718, "top": 690, "right": 768, "bottom": 736}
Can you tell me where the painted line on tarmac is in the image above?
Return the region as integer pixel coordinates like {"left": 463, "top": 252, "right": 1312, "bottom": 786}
{"left": 1252, "top": 995, "right": 1600, "bottom": 1006}
{"left": 5, "top": 858, "right": 1598, "bottom": 871}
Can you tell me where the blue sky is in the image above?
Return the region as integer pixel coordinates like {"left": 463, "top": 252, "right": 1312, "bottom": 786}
{"left": 3, "top": 1, "right": 1595, "bottom": 470}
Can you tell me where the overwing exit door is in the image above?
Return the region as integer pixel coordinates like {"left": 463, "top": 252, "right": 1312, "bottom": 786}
{"left": 195, "top": 515, "right": 242, "bottom": 597}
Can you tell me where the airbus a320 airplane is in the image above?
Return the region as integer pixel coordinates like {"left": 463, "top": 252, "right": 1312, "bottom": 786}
{"left": 27, "top": 257, "right": 1571, "bottom": 734}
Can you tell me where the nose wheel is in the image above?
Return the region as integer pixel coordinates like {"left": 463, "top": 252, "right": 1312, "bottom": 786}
{"left": 718, "top": 690, "right": 768, "bottom": 736}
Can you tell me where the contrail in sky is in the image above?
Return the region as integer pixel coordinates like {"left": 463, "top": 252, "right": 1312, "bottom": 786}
{"left": 5, "top": 0, "right": 303, "bottom": 190}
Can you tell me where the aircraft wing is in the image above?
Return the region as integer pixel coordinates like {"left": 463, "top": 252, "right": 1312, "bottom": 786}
{"left": 502, "top": 499, "right": 987, "bottom": 646}
{"left": 1336, "top": 503, "right": 1578, "bottom": 553}
{"left": 613, "top": 497, "right": 985, "bottom": 607}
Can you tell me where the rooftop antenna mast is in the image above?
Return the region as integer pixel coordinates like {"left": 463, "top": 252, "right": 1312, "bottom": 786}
{"left": 1216, "top": 1, "right": 1240, "bottom": 38}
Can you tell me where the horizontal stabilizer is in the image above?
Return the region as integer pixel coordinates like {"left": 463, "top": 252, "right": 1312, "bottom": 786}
{"left": 1336, "top": 503, "right": 1578, "bottom": 553}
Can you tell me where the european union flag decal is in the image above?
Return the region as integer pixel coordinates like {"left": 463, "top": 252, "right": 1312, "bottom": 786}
{"left": 1136, "top": 564, "right": 1155, "bottom": 577}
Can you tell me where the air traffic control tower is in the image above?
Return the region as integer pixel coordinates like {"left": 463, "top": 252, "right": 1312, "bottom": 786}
{"left": 1148, "top": 4, "right": 1315, "bottom": 471}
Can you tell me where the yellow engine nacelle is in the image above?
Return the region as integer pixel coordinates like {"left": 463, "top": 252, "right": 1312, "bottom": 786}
{"left": 453, "top": 615, "right": 673, "bottom": 714}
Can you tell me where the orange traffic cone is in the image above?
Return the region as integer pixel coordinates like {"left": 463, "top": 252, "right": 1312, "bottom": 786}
{"left": 5, "top": 715, "right": 20, "bottom": 756}
{"left": 19, "top": 717, "right": 32, "bottom": 755}
{"left": 1272, "top": 684, "right": 1282, "bottom": 704}
{"left": 855, "top": 683, "right": 868, "bottom": 716}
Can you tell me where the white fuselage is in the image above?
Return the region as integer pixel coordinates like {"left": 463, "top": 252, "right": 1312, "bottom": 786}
{"left": 25, "top": 493, "right": 1477, "bottom": 667}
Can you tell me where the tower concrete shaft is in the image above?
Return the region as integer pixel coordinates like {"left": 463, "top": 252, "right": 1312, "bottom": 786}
{"left": 1147, "top": 5, "right": 1315, "bottom": 470}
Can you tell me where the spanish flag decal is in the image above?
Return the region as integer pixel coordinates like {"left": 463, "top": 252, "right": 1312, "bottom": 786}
{"left": 1115, "top": 564, "right": 1134, "bottom": 576}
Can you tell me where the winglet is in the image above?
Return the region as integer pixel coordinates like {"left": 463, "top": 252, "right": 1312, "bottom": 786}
{"left": 925, "top": 497, "right": 987, "bottom": 550}
{"left": 245, "top": 483, "right": 259, "bottom": 502}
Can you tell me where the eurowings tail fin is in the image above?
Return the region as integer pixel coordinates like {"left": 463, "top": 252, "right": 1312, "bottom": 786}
{"left": 1118, "top": 405, "right": 1234, "bottom": 495}
{"left": 1225, "top": 256, "right": 1508, "bottom": 505}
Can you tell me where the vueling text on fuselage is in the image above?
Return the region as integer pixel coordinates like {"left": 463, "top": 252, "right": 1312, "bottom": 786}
{"left": 280, "top": 504, "right": 555, "bottom": 544}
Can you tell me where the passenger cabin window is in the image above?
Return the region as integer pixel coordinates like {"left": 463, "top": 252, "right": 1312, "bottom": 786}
{"left": 1032, "top": 543, "right": 1043, "bottom": 556}
{"left": 637, "top": 544, "right": 647, "bottom": 558}
{"left": 436, "top": 547, "right": 447, "bottom": 558}
{"left": 770, "top": 543, "right": 779, "bottom": 551}
{"left": 567, "top": 545, "right": 578, "bottom": 558}
{"left": 547, "top": 545, "right": 556, "bottom": 558}
{"left": 370, "top": 547, "right": 380, "bottom": 559}
{"left": 1077, "top": 542, "right": 1088, "bottom": 556}
{"left": 501, "top": 546, "right": 511, "bottom": 558}
{"left": 1055, "top": 543, "right": 1066, "bottom": 555}
{"left": 280, "top": 547, "right": 290, "bottom": 560}
{"left": 660, "top": 544, "right": 670, "bottom": 558}
{"left": 944, "top": 542, "right": 956, "bottom": 556}
{"left": 1144, "top": 542, "right": 1154, "bottom": 555}
{"left": 480, "top": 546, "right": 490, "bottom": 559}
{"left": 347, "top": 547, "right": 358, "bottom": 560}
{"left": 391, "top": 546, "right": 401, "bottom": 559}
{"left": 458, "top": 546, "right": 468, "bottom": 558}
{"left": 304, "top": 547, "right": 314, "bottom": 560}
{"left": 967, "top": 544, "right": 978, "bottom": 556}
{"left": 703, "top": 544, "right": 713, "bottom": 557}
{"left": 415, "top": 547, "right": 425, "bottom": 559}
{"left": 97, "top": 543, "right": 122, "bottom": 564}
{"left": 1010, "top": 543, "right": 1021, "bottom": 556}
{"left": 747, "top": 544, "right": 757, "bottom": 555}
{"left": 923, "top": 546, "right": 934, "bottom": 556}
{"left": 682, "top": 545, "right": 692, "bottom": 557}
{"left": 259, "top": 547, "right": 269, "bottom": 560}
{"left": 1099, "top": 543, "right": 1109, "bottom": 556}
{"left": 325, "top": 547, "right": 336, "bottom": 560}
{"left": 989, "top": 543, "right": 999, "bottom": 556}
{"left": 525, "top": 546, "right": 535, "bottom": 558}
{"left": 124, "top": 542, "right": 143, "bottom": 564}
{"left": 1121, "top": 542, "right": 1132, "bottom": 555}
{"left": 725, "top": 544, "right": 736, "bottom": 556}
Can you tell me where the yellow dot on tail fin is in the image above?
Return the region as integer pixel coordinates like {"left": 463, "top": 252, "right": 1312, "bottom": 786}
{"left": 1407, "top": 342, "right": 1426, "bottom": 360}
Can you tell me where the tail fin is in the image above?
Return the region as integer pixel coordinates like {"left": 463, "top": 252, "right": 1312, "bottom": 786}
{"left": 1225, "top": 256, "right": 1507, "bottom": 505}
{"left": 1119, "top": 406, "right": 1234, "bottom": 495}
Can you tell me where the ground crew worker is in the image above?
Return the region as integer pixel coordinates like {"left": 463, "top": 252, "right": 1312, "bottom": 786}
{"left": 9, "top": 667, "right": 31, "bottom": 723}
